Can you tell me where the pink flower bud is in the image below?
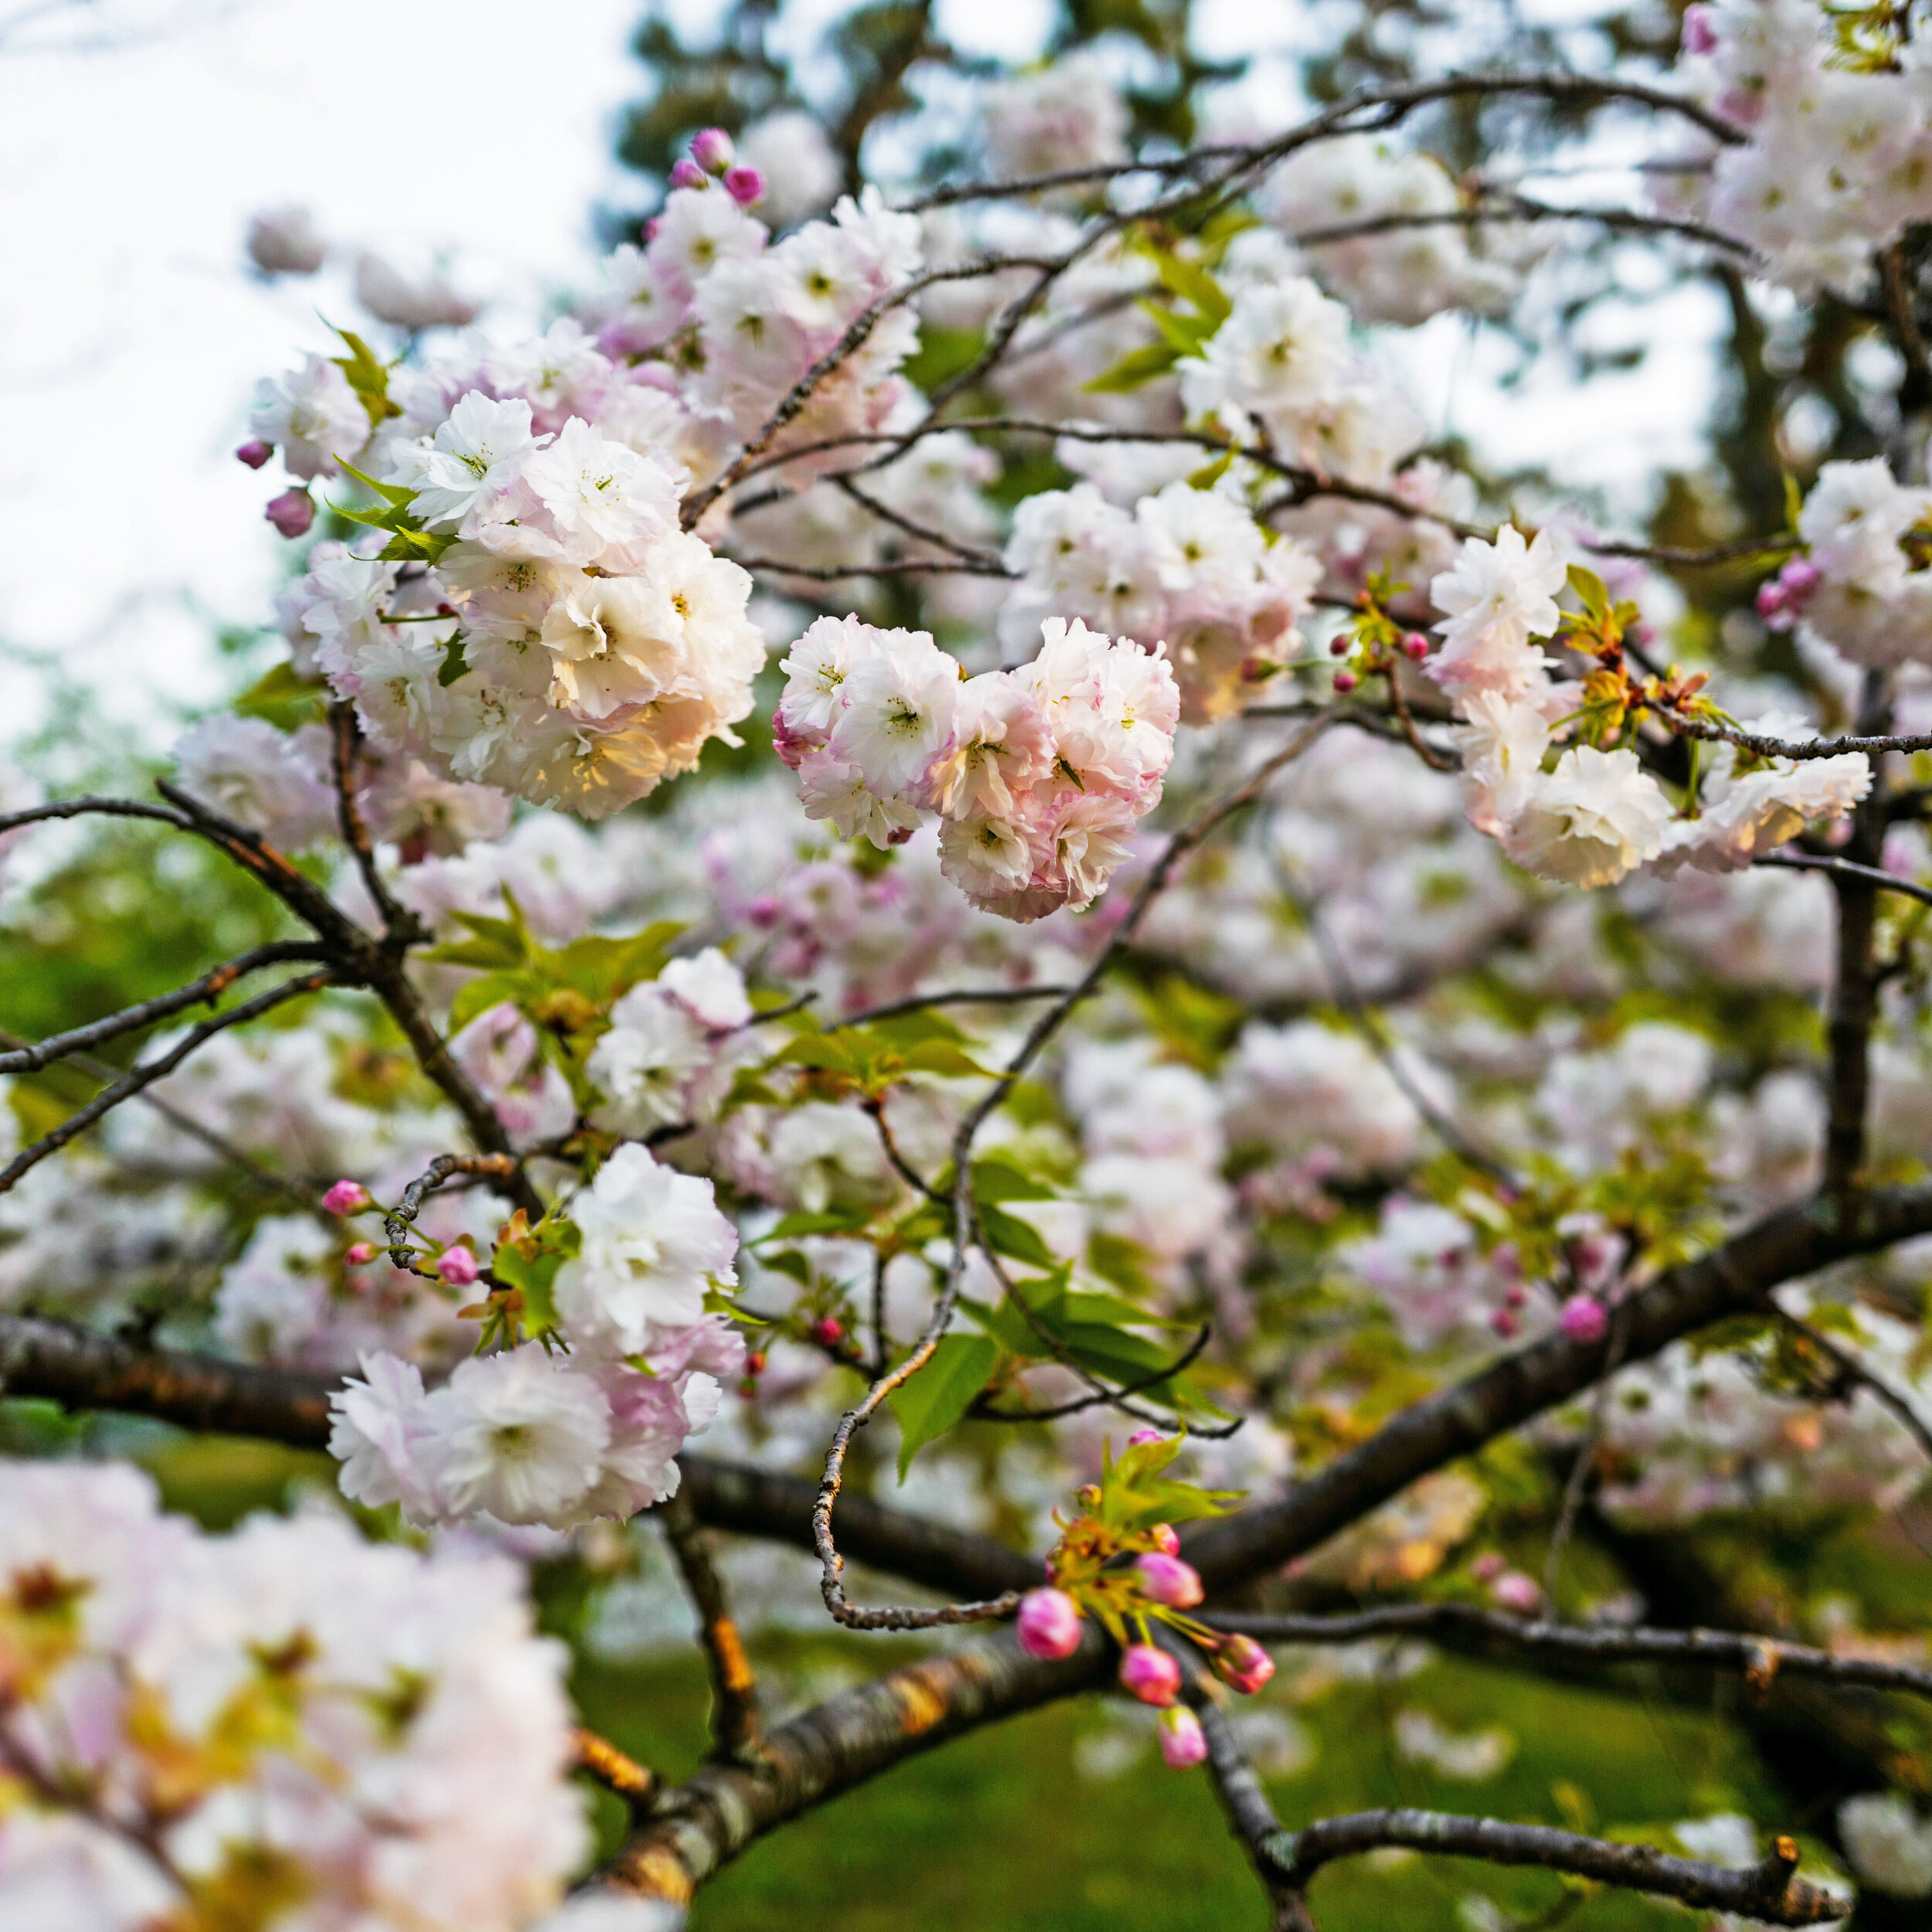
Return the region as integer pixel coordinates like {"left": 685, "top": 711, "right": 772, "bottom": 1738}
{"left": 668, "top": 158, "right": 709, "bottom": 192}
{"left": 813, "top": 1315, "right": 844, "bottom": 1345}
{"left": 1489, "top": 1306, "right": 1519, "bottom": 1338}
{"left": 723, "top": 165, "right": 765, "bottom": 208}
{"left": 643, "top": 216, "right": 662, "bottom": 242}
{"left": 1332, "top": 669, "right": 1358, "bottom": 693}
{"left": 345, "top": 1242, "right": 375, "bottom": 1266}
{"left": 1560, "top": 1294, "right": 1608, "bottom": 1345}
{"left": 321, "top": 1180, "right": 369, "bottom": 1216}
{"left": 690, "top": 128, "right": 735, "bottom": 174}
{"left": 1755, "top": 580, "right": 1789, "bottom": 623}
{"left": 437, "top": 1246, "right": 481, "bottom": 1287}
{"left": 1681, "top": 4, "right": 1718, "bottom": 56}
{"left": 1490, "top": 1569, "right": 1543, "bottom": 1616}
{"left": 1016, "top": 1588, "right": 1083, "bottom": 1659}
{"left": 1403, "top": 632, "right": 1430, "bottom": 660}
{"left": 1328, "top": 635, "right": 1351, "bottom": 657}
{"left": 1147, "top": 1522, "right": 1180, "bottom": 1556}
{"left": 1157, "top": 1705, "right": 1208, "bottom": 1767}
{"left": 1779, "top": 556, "right": 1821, "bottom": 598}
{"left": 264, "top": 488, "right": 315, "bottom": 539}
{"left": 1213, "top": 1633, "right": 1276, "bottom": 1695}
{"left": 1469, "top": 1551, "right": 1506, "bottom": 1583}
{"left": 1119, "top": 1644, "right": 1182, "bottom": 1707}
{"left": 1134, "top": 1553, "right": 1205, "bottom": 1608}
{"left": 1127, "top": 1427, "right": 1165, "bottom": 1447}
{"left": 235, "top": 439, "right": 274, "bottom": 469}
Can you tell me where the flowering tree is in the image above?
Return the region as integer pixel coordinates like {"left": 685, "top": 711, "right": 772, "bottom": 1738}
{"left": 7, "top": 2, "right": 1932, "bottom": 1925}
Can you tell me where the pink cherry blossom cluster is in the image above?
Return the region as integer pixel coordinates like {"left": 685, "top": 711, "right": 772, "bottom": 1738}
{"left": 328, "top": 1145, "right": 743, "bottom": 1529}
{"left": 773, "top": 614, "right": 1179, "bottom": 921}
{"left": 0, "top": 1461, "right": 590, "bottom": 1932}
{"left": 1001, "top": 481, "right": 1323, "bottom": 724}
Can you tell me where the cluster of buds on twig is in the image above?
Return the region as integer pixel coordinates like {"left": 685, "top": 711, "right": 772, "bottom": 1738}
{"left": 1012, "top": 1430, "right": 1270, "bottom": 1768}
{"left": 1328, "top": 568, "right": 1430, "bottom": 695}
{"left": 662, "top": 127, "right": 766, "bottom": 212}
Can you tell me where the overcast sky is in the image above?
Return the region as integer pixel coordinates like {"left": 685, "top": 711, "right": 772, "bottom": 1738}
{"left": 0, "top": 0, "right": 1717, "bottom": 753}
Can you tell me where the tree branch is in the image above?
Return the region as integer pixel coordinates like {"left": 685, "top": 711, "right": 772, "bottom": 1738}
{"left": 656, "top": 1487, "right": 765, "bottom": 1763}
{"left": 600, "top": 1631, "right": 1106, "bottom": 1906}
{"left": 0, "top": 942, "right": 330, "bottom": 1076}
{"left": 1202, "top": 1602, "right": 1932, "bottom": 1706}
{"left": 1264, "top": 1810, "right": 1840, "bottom": 1925}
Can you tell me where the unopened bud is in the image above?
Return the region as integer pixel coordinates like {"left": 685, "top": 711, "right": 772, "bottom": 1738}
{"left": 1016, "top": 1588, "right": 1084, "bottom": 1659}
{"left": 1213, "top": 1633, "right": 1276, "bottom": 1695}
{"left": 1134, "top": 1553, "right": 1204, "bottom": 1608}
{"left": 1681, "top": 4, "right": 1718, "bottom": 56}
{"left": 1403, "top": 631, "right": 1429, "bottom": 660}
{"left": 1157, "top": 1705, "right": 1208, "bottom": 1767}
{"left": 437, "top": 1246, "right": 481, "bottom": 1287}
{"left": 1332, "top": 669, "right": 1359, "bottom": 693}
{"left": 345, "top": 1242, "right": 375, "bottom": 1266}
{"left": 689, "top": 128, "right": 735, "bottom": 174}
{"left": 321, "top": 1179, "right": 370, "bottom": 1216}
{"left": 1119, "top": 1644, "right": 1181, "bottom": 1707}
{"left": 1148, "top": 1522, "right": 1180, "bottom": 1556}
{"left": 668, "top": 158, "right": 709, "bottom": 192}
{"left": 1490, "top": 1569, "right": 1544, "bottom": 1616}
{"left": 1127, "top": 1427, "right": 1165, "bottom": 1447}
{"left": 723, "top": 165, "right": 766, "bottom": 208}
{"left": 745, "top": 1351, "right": 767, "bottom": 1375}
{"left": 1328, "top": 635, "right": 1350, "bottom": 657}
{"left": 235, "top": 439, "right": 274, "bottom": 470}
{"left": 812, "top": 1315, "right": 844, "bottom": 1345}
{"left": 1560, "top": 1294, "right": 1608, "bottom": 1345}
{"left": 264, "top": 488, "right": 315, "bottom": 539}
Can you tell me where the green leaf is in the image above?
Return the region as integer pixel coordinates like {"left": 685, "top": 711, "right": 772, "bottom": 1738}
{"left": 437, "top": 633, "right": 471, "bottom": 689}
{"left": 1148, "top": 245, "right": 1232, "bottom": 325}
{"left": 335, "top": 456, "right": 416, "bottom": 511}
{"left": 774, "top": 1034, "right": 864, "bottom": 1077}
{"left": 232, "top": 660, "right": 325, "bottom": 730}
{"left": 1187, "top": 449, "right": 1236, "bottom": 491}
{"left": 977, "top": 1202, "right": 1057, "bottom": 1270}
{"left": 1566, "top": 563, "right": 1610, "bottom": 621}
{"left": 1142, "top": 301, "right": 1217, "bottom": 358}
{"left": 896, "top": 1040, "right": 993, "bottom": 1079}
{"left": 446, "top": 971, "right": 526, "bottom": 1036}
{"left": 1084, "top": 340, "right": 1183, "bottom": 395}
{"left": 889, "top": 1334, "right": 998, "bottom": 1478}
{"left": 759, "top": 1207, "right": 876, "bottom": 1242}
{"left": 971, "top": 1158, "right": 1057, "bottom": 1205}
{"left": 329, "top": 329, "right": 401, "bottom": 430}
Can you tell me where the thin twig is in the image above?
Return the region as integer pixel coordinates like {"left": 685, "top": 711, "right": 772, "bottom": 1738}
{"left": 0, "top": 971, "right": 337, "bottom": 1196}
{"left": 0, "top": 942, "right": 329, "bottom": 1075}
{"left": 1774, "top": 1305, "right": 1932, "bottom": 1467}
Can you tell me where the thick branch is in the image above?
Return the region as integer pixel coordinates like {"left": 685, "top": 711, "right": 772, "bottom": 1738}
{"left": 656, "top": 1487, "right": 764, "bottom": 1763}
{"left": 1204, "top": 1603, "right": 1932, "bottom": 1706}
{"left": 0, "top": 1312, "right": 1040, "bottom": 1602}
{"left": 1266, "top": 1811, "right": 1839, "bottom": 1925}
{"left": 1181, "top": 1185, "right": 1932, "bottom": 1589}
{"left": 601, "top": 1631, "right": 1106, "bottom": 1905}
{"left": 1192, "top": 1697, "right": 1314, "bottom": 1932}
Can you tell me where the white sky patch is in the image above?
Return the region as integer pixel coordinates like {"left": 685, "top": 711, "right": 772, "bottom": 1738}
{"left": 0, "top": 0, "right": 638, "bottom": 743}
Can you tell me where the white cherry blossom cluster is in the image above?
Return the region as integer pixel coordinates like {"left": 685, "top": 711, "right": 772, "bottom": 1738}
{"left": 328, "top": 1144, "right": 742, "bottom": 1529}
{"left": 1001, "top": 481, "right": 1324, "bottom": 723}
{"left": 1764, "top": 457, "right": 1932, "bottom": 667}
{"left": 1432, "top": 526, "right": 1869, "bottom": 887}
{"left": 978, "top": 49, "right": 1130, "bottom": 180}
{"left": 1672, "top": 0, "right": 1932, "bottom": 295}
{"left": 1254, "top": 134, "right": 1527, "bottom": 325}
{"left": 773, "top": 614, "right": 1179, "bottom": 920}
{"left": 0, "top": 1461, "right": 590, "bottom": 1932}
